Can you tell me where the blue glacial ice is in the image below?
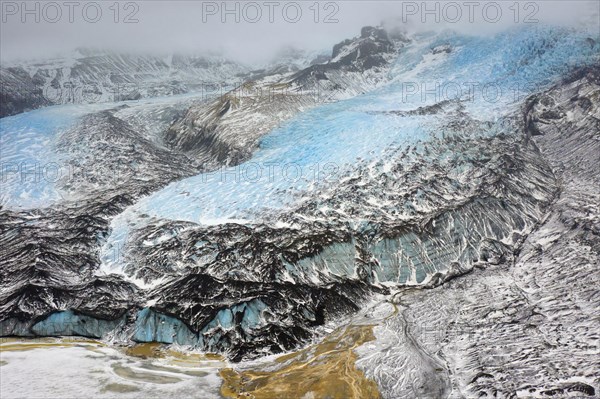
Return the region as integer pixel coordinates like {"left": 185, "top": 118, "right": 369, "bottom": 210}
{"left": 133, "top": 307, "right": 198, "bottom": 345}
{"left": 31, "top": 310, "right": 125, "bottom": 338}
{"left": 99, "top": 26, "right": 599, "bottom": 279}
{"left": 1, "top": 105, "right": 87, "bottom": 209}
{"left": 0, "top": 92, "right": 215, "bottom": 209}
{"left": 131, "top": 300, "right": 269, "bottom": 348}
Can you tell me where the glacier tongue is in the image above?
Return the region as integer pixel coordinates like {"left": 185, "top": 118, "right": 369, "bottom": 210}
{"left": 100, "top": 26, "right": 597, "bottom": 285}
{"left": 0, "top": 91, "right": 218, "bottom": 210}
{"left": 87, "top": 26, "right": 598, "bottom": 359}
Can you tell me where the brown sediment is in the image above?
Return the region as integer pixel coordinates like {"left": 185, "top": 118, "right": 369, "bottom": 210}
{"left": 0, "top": 337, "right": 104, "bottom": 352}
{"left": 124, "top": 342, "right": 227, "bottom": 367}
{"left": 168, "top": 352, "right": 226, "bottom": 368}
{"left": 220, "top": 324, "right": 381, "bottom": 399}
{"left": 124, "top": 342, "right": 164, "bottom": 358}
{"left": 1, "top": 338, "right": 225, "bottom": 366}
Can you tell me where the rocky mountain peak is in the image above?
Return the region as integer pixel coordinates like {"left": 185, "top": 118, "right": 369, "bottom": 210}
{"left": 330, "top": 26, "right": 395, "bottom": 70}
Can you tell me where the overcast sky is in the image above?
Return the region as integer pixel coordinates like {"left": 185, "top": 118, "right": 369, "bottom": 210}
{"left": 1, "top": 1, "right": 598, "bottom": 65}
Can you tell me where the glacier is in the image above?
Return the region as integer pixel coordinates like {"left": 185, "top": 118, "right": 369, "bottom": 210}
{"left": 99, "top": 25, "right": 598, "bottom": 281}
{"left": 1, "top": 23, "right": 599, "bottom": 398}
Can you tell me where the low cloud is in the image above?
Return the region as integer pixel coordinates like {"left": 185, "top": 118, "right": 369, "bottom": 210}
{"left": 1, "top": 1, "right": 597, "bottom": 65}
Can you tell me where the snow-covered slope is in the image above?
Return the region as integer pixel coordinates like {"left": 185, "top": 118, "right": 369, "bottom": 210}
{"left": 355, "top": 68, "right": 600, "bottom": 398}
{"left": 0, "top": 49, "right": 249, "bottom": 118}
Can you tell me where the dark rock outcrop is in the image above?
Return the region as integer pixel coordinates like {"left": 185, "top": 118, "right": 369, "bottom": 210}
{"left": 0, "top": 67, "right": 50, "bottom": 118}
